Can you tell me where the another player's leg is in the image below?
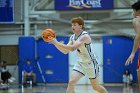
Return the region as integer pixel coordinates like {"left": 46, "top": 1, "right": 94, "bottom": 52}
{"left": 90, "top": 78, "right": 108, "bottom": 93}
{"left": 137, "top": 70, "right": 140, "bottom": 93}
{"left": 137, "top": 54, "right": 140, "bottom": 93}
{"left": 66, "top": 70, "right": 84, "bottom": 93}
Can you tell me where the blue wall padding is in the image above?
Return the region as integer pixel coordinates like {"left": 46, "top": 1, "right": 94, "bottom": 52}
{"left": 18, "top": 36, "right": 36, "bottom": 83}
{"left": 18, "top": 36, "right": 69, "bottom": 83}
{"left": 36, "top": 36, "right": 69, "bottom": 83}
{"left": 103, "top": 36, "right": 138, "bottom": 83}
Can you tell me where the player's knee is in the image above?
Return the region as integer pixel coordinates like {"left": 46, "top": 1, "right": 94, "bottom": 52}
{"left": 92, "top": 84, "right": 99, "bottom": 90}
{"left": 68, "top": 79, "right": 77, "bottom": 86}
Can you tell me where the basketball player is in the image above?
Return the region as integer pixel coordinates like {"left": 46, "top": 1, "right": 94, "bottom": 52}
{"left": 125, "top": 0, "right": 140, "bottom": 92}
{"left": 49, "top": 17, "right": 108, "bottom": 93}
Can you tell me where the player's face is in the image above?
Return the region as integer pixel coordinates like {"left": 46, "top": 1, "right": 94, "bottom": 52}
{"left": 27, "top": 61, "right": 31, "bottom": 65}
{"left": 71, "top": 23, "right": 82, "bottom": 33}
{"left": 132, "top": 9, "right": 140, "bottom": 18}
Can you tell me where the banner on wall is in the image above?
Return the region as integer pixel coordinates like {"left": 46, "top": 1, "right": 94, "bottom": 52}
{"left": 55, "top": 0, "right": 113, "bottom": 10}
{"left": 0, "top": 0, "right": 14, "bottom": 23}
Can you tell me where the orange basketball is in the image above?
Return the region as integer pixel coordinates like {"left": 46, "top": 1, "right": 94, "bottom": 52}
{"left": 41, "top": 28, "right": 56, "bottom": 42}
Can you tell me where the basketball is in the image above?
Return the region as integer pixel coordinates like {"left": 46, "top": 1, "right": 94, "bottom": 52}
{"left": 41, "top": 28, "right": 56, "bottom": 42}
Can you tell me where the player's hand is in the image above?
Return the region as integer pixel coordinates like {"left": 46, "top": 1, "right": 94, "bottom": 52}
{"left": 27, "top": 73, "right": 31, "bottom": 76}
{"left": 125, "top": 54, "right": 134, "bottom": 66}
{"left": 48, "top": 36, "right": 57, "bottom": 44}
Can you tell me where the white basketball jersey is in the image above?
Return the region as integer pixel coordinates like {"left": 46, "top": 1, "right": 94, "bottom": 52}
{"left": 70, "top": 31, "right": 98, "bottom": 63}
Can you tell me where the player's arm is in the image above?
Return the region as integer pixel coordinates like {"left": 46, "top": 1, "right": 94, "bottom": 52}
{"left": 50, "top": 36, "right": 73, "bottom": 54}
{"left": 125, "top": 18, "right": 140, "bottom": 65}
{"left": 54, "top": 40, "right": 73, "bottom": 54}
{"left": 131, "top": 18, "right": 140, "bottom": 56}
{"left": 50, "top": 34, "right": 90, "bottom": 53}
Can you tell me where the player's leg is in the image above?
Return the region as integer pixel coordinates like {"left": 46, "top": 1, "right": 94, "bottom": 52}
{"left": 23, "top": 73, "right": 27, "bottom": 84}
{"left": 137, "top": 54, "right": 140, "bottom": 93}
{"left": 31, "top": 73, "right": 36, "bottom": 83}
{"left": 83, "top": 61, "right": 108, "bottom": 93}
{"left": 66, "top": 70, "right": 84, "bottom": 93}
{"left": 90, "top": 78, "right": 108, "bottom": 93}
{"left": 137, "top": 70, "right": 140, "bottom": 93}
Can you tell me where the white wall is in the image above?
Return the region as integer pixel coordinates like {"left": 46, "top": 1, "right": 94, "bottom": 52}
{"left": 69, "top": 39, "right": 103, "bottom": 84}
{"left": 0, "top": 36, "right": 19, "bottom": 45}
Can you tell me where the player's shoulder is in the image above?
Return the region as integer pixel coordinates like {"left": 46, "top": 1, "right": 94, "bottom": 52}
{"left": 69, "top": 34, "right": 75, "bottom": 41}
{"left": 80, "top": 31, "right": 91, "bottom": 42}
{"left": 82, "top": 31, "right": 89, "bottom": 35}
{"left": 70, "top": 34, "right": 75, "bottom": 38}
{"left": 81, "top": 31, "right": 90, "bottom": 38}
{"left": 133, "top": 17, "right": 140, "bottom": 23}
